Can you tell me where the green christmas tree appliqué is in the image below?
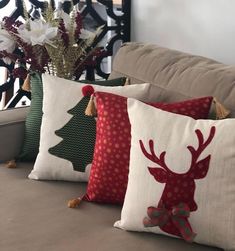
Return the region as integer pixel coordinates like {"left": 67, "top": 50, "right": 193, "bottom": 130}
{"left": 48, "top": 96, "right": 96, "bottom": 172}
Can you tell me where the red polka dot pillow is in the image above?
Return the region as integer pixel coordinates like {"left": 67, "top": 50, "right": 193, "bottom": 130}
{"left": 84, "top": 92, "right": 213, "bottom": 204}
{"left": 114, "top": 98, "right": 235, "bottom": 250}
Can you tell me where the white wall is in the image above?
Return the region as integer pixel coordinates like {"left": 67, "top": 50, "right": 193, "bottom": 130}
{"left": 131, "top": 0, "right": 235, "bottom": 65}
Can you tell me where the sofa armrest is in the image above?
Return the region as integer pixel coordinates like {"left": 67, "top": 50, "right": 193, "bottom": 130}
{"left": 0, "top": 107, "right": 29, "bottom": 162}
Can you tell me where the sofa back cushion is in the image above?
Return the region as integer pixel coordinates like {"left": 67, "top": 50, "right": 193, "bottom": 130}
{"left": 109, "top": 42, "right": 235, "bottom": 117}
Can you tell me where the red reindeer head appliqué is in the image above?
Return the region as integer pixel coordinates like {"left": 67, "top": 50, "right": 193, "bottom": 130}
{"left": 139, "top": 126, "right": 216, "bottom": 242}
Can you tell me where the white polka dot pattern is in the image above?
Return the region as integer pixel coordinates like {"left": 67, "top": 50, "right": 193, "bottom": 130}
{"left": 85, "top": 93, "right": 130, "bottom": 204}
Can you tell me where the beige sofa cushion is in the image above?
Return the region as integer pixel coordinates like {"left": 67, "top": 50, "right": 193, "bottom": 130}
{"left": 0, "top": 107, "right": 29, "bottom": 162}
{"left": 0, "top": 162, "right": 222, "bottom": 251}
{"left": 109, "top": 42, "right": 235, "bottom": 117}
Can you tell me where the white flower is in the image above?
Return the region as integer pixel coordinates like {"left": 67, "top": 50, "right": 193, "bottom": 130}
{"left": 0, "top": 28, "right": 16, "bottom": 64}
{"left": 18, "top": 19, "right": 58, "bottom": 46}
{"left": 80, "top": 29, "right": 95, "bottom": 40}
{"left": 54, "top": 9, "right": 71, "bottom": 29}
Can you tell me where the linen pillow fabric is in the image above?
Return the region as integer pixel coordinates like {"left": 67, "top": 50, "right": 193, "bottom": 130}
{"left": 18, "top": 72, "right": 43, "bottom": 161}
{"left": 84, "top": 92, "right": 213, "bottom": 204}
{"left": 114, "top": 98, "right": 235, "bottom": 250}
{"left": 18, "top": 75, "right": 126, "bottom": 161}
{"left": 29, "top": 74, "right": 161, "bottom": 182}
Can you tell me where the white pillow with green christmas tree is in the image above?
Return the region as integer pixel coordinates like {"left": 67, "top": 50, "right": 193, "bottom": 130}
{"left": 29, "top": 74, "right": 162, "bottom": 181}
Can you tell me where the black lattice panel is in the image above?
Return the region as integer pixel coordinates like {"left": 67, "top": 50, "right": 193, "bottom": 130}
{"left": 0, "top": 0, "right": 131, "bottom": 109}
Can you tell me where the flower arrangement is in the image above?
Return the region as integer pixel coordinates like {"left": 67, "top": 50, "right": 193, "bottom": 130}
{"left": 0, "top": 1, "right": 105, "bottom": 81}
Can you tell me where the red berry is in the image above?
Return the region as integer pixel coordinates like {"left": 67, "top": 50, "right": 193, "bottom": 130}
{"left": 82, "top": 85, "right": 95, "bottom": 97}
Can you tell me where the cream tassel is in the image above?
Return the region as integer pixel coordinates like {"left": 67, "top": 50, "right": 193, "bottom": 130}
{"left": 213, "top": 98, "right": 230, "bottom": 119}
{"left": 21, "top": 74, "right": 31, "bottom": 92}
{"left": 124, "top": 77, "right": 130, "bottom": 86}
{"left": 68, "top": 197, "right": 82, "bottom": 208}
{"left": 85, "top": 95, "right": 97, "bottom": 116}
{"left": 6, "top": 159, "right": 17, "bottom": 168}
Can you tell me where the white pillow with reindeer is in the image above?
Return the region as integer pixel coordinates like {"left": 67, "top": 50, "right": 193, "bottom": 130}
{"left": 114, "top": 98, "right": 235, "bottom": 251}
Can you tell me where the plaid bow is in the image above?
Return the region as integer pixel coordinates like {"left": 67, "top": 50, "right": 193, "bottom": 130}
{"left": 143, "top": 202, "right": 196, "bottom": 242}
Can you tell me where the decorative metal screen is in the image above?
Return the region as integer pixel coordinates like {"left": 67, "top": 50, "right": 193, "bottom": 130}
{"left": 0, "top": 0, "right": 131, "bottom": 109}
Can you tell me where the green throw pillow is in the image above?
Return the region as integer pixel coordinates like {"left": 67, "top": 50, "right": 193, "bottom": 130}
{"left": 18, "top": 72, "right": 43, "bottom": 161}
{"left": 18, "top": 76, "right": 126, "bottom": 161}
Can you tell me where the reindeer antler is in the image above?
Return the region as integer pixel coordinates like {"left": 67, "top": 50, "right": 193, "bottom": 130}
{"left": 140, "top": 126, "right": 216, "bottom": 177}
{"left": 139, "top": 140, "right": 171, "bottom": 172}
{"left": 187, "top": 126, "right": 216, "bottom": 174}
